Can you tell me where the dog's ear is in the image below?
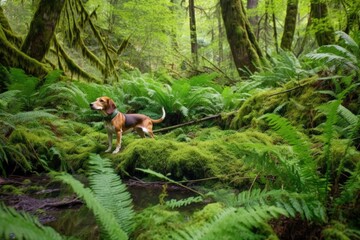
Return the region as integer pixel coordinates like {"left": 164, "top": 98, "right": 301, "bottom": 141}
{"left": 106, "top": 99, "right": 116, "bottom": 115}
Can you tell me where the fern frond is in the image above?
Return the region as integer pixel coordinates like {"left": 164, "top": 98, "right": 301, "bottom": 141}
{"left": 88, "top": 154, "right": 135, "bottom": 234}
{"left": 9, "top": 110, "right": 57, "bottom": 124}
{"left": 0, "top": 203, "right": 65, "bottom": 240}
{"left": 235, "top": 189, "right": 326, "bottom": 221}
{"left": 54, "top": 172, "right": 128, "bottom": 240}
{"left": 337, "top": 104, "right": 359, "bottom": 126}
{"left": 262, "top": 114, "right": 312, "bottom": 163}
{"left": 173, "top": 205, "right": 287, "bottom": 240}
{"left": 0, "top": 90, "right": 20, "bottom": 110}
{"left": 166, "top": 196, "right": 203, "bottom": 209}
{"left": 322, "top": 221, "right": 360, "bottom": 240}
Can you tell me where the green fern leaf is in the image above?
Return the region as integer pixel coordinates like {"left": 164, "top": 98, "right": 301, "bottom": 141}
{"left": 0, "top": 203, "right": 65, "bottom": 240}
{"left": 88, "top": 154, "right": 135, "bottom": 234}
{"left": 54, "top": 172, "right": 128, "bottom": 240}
{"left": 166, "top": 196, "right": 203, "bottom": 209}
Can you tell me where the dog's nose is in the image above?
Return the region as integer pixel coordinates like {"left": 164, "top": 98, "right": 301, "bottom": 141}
{"left": 90, "top": 103, "right": 93, "bottom": 107}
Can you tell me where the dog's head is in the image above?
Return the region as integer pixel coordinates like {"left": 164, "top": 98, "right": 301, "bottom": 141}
{"left": 90, "top": 96, "right": 116, "bottom": 115}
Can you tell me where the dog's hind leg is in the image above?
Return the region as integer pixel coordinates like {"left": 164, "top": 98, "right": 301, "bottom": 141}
{"left": 135, "top": 128, "right": 146, "bottom": 138}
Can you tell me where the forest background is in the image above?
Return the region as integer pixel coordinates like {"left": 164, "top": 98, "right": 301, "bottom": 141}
{"left": 0, "top": 0, "right": 360, "bottom": 239}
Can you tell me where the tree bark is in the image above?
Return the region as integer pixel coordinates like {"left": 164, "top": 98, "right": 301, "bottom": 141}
{"left": 216, "top": 3, "right": 224, "bottom": 66}
{"left": 310, "top": 0, "right": 335, "bottom": 46}
{"left": 220, "top": 0, "right": 263, "bottom": 75}
{"left": 21, "top": 0, "right": 66, "bottom": 62}
{"left": 246, "top": 0, "right": 259, "bottom": 39}
{"left": 188, "top": 0, "right": 198, "bottom": 67}
{"left": 281, "top": 0, "right": 299, "bottom": 51}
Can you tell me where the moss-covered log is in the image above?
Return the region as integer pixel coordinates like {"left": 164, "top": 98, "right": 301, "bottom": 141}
{"left": 220, "top": 0, "right": 263, "bottom": 76}
{"left": 229, "top": 77, "right": 322, "bottom": 129}
{"left": 21, "top": 0, "right": 66, "bottom": 62}
{"left": 280, "top": 0, "right": 299, "bottom": 51}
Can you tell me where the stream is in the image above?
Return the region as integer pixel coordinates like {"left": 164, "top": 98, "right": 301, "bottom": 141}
{"left": 0, "top": 174, "right": 203, "bottom": 239}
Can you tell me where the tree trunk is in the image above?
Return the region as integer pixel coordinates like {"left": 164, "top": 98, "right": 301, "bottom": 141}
{"left": 220, "top": 0, "right": 263, "bottom": 76}
{"left": 246, "top": 0, "right": 259, "bottom": 39}
{"left": 216, "top": 3, "right": 224, "bottom": 66}
{"left": 281, "top": 0, "right": 299, "bottom": 51}
{"left": 310, "top": 0, "right": 335, "bottom": 46}
{"left": 271, "top": 0, "right": 279, "bottom": 53}
{"left": 188, "top": 0, "right": 198, "bottom": 67}
{"left": 21, "top": 0, "right": 66, "bottom": 62}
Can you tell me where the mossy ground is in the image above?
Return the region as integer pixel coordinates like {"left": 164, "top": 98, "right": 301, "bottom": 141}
{"left": 131, "top": 203, "right": 224, "bottom": 240}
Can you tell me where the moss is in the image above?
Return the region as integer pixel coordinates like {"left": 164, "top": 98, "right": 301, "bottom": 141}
{"left": 6, "top": 118, "right": 104, "bottom": 173}
{"left": 0, "top": 185, "right": 23, "bottom": 195}
{"left": 131, "top": 205, "right": 184, "bottom": 240}
{"left": 230, "top": 77, "right": 322, "bottom": 130}
{"left": 189, "top": 203, "right": 224, "bottom": 228}
{"left": 113, "top": 128, "right": 280, "bottom": 188}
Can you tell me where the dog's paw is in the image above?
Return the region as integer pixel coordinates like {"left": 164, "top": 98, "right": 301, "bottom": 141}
{"left": 112, "top": 147, "right": 121, "bottom": 154}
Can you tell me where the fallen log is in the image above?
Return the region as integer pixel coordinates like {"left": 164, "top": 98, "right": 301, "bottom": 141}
{"left": 153, "top": 113, "right": 221, "bottom": 133}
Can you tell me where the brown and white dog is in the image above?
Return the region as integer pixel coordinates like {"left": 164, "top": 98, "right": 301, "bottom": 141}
{"left": 90, "top": 96, "right": 165, "bottom": 154}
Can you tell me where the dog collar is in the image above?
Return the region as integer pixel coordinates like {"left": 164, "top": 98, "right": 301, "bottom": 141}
{"left": 104, "top": 109, "right": 119, "bottom": 121}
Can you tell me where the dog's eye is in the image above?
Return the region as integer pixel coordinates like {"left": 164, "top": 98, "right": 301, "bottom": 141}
{"left": 99, "top": 99, "right": 104, "bottom": 102}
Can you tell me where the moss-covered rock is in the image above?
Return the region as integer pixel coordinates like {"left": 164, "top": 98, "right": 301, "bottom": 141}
{"left": 6, "top": 119, "right": 105, "bottom": 173}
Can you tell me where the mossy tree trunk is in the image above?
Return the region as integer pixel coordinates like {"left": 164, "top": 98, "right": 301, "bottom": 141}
{"left": 281, "top": 0, "right": 299, "bottom": 51}
{"left": 220, "top": 0, "right": 263, "bottom": 76}
{"left": 0, "top": 7, "right": 49, "bottom": 76}
{"left": 21, "top": 0, "right": 66, "bottom": 62}
{"left": 310, "top": 0, "right": 335, "bottom": 46}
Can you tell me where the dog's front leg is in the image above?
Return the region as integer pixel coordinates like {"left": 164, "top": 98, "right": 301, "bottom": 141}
{"left": 105, "top": 131, "right": 112, "bottom": 153}
{"left": 112, "top": 130, "right": 122, "bottom": 154}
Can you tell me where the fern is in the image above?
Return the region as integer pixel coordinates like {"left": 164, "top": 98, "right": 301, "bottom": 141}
{"left": 306, "top": 31, "right": 360, "bottom": 76}
{"left": 251, "top": 51, "right": 311, "bottom": 87}
{"left": 172, "top": 205, "right": 287, "bottom": 240}
{"left": 322, "top": 221, "right": 360, "bottom": 240}
{"left": 261, "top": 114, "right": 321, "bottom": 193}
{"left": 335, "top": 161, "right": 360, "bottom": 206}
{"left": 54, "top": 172, "right": 128, "bottom": 240}
{"left": 165, "top": 196, "right": 203, "bottom": 209}
{"left": 213, "top": 189, "right": 326, "bottom": 222}
{"left": 0, "top": 90, "right": 20, "bottom": 111}
{"left": 87, "top": 154, "right": 135, "bottom": 234}
{"left": 0, "top": 203, "right": 65, "bottom": 240}
{"left": 9, "top": 110, "right": 57, "bottom": 124}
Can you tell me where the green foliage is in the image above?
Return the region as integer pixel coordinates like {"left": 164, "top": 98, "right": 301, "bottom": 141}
{"left": 306, "top": 31, "right": 360, "bottom": 76}
{"left": 54, "top": 173, "right": 129, "bottom": 239}
{"left": 251, "top": 51, "right": 311, "bottom": 87}
{"left": 172, "top": 205, "right": 286, "bottom": 240}
{"left": 322, "top": 221, "right": 360, "bottom": 240}
{"left": 0, "top": 203, "right": 66, "bottom": 240}
{"left": 166, "top": 196, "right": 204, "bottom": 209}
{"left": 87, "top": 154, "right": 135, "bottom": 234}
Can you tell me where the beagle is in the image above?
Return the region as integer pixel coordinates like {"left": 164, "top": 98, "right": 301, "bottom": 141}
{"left": 90, "top": 96, "right": 165, "bottom": 154}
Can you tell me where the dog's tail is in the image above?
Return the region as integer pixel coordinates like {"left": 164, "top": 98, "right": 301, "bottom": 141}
{"left": 151, "top": 107, "right": 166, "bottom": 124}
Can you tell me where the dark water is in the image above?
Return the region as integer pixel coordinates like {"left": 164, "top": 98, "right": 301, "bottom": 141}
{"left": 45, "top": 181, "right": 202, "bottom": 240}
{"left": 1, "top": 175, "right": 203, "bottom": 239}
